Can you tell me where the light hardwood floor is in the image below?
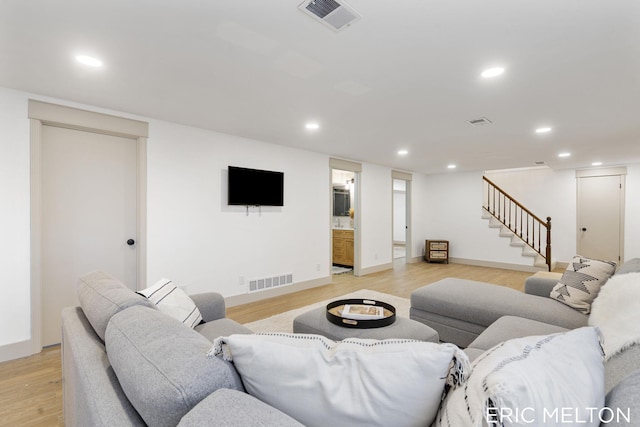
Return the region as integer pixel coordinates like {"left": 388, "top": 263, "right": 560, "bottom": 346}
{"left": 0, "top": 262, "right": 542, "bottom": 426}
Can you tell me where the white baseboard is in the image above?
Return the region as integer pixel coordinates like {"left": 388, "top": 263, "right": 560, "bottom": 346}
{"left": 449, "top": 257, "right": 547, "bottom": 273}
{"left": 225, "top": 276, "right": 331, "bottom": 307}
{"left": 0, "top": 339, "right": 38, "bottom": 363}
{"left": 359, "top": 263, "right": 393, "bottom": 276}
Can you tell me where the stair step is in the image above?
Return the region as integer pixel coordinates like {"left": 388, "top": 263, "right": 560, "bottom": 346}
{"left": 483, "top": 208, "right": 551, "bottom": 269}
{"left": 488, "top": 219, "right": 502, "bottom": 228}
{"left": 534, "top": 255, "right": 556, "bottom": 270}
{"left": 499, "top": 226, "right": 514, "bottom": 237}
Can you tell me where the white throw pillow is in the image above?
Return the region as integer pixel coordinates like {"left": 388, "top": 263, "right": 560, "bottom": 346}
{"left": 589, "top": 272, "right": 640, "bottom": 360}
{"left": 138, "top": 278, "right": 202, "bottom": 328}
{"left": 550, "top": 255, "right": 616, "bottom": 314}
{"left": 434, "top": 327, "right": 605, "bottom": 427}
{"left": 210, "top": 333, "right": 469, "bottom": 427}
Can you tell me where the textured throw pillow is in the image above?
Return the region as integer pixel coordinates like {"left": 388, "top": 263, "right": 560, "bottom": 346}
{"left": 138, "top": 278, "right": 202, "bottom": 328}
{"left": 550, "top": 255, "right": 616, "bottom": 314}
{"left": 434, "top": 327, "right": 605, "bottom": 427}
{"left": 210, "top": 333, "right": 470, "bottom": 427}
{"left": 589, "top": 272, "right": 640, "bottom": 360}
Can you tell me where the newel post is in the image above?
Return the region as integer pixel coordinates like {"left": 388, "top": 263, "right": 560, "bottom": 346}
{"left": 545, "top": 216, "right": 552, "bottom": 271}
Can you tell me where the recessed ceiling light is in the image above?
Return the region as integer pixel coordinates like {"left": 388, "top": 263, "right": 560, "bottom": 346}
{"left": 447, "top": 164, "right": 457, "bottom": 169}
{"left": 75, "top": 55, "right": 103, "bottom": 67}
{"left": 535, "top": 127, "right": 552, "bottom": 134}
{"left": 481, "top": 67, "right": 505, "bottom": 78}
{"left": 305, "top": 122, "right": 319, "bottom": 130}
{"left": 592, "top": 162, "right": 603, "bottom": 166}
{"left": 558, "top": 152, "right": 571, "bottom": 158}
{"left": 397, "top": 149, "right": 408, "bottom": 155}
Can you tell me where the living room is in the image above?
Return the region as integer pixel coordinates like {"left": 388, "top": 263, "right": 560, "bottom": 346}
{"left": 1, "top": 0, "right": 640, "bottom": 365}
{"left": 2, "top": 3, "right": 640, "bottom": 424}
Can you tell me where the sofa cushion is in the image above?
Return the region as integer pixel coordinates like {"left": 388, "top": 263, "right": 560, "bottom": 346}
{"left": 195, "top": 318, "right": 252, "bottom": 342}
{"left": 434, "top": 327, "right": 605, "bottom": 427}
{"left": 411, "top": 278, "right": 588, "bottom": 330}
{"left": 467, "top": 315, "right": 569, "bottom": 351}
{"left": 550, "top": 255, "right": 616, "bottom": 314}
{"left": 138, "top": 278, "right": 203, "bottom": 328}
{"left": 211, "top": 333, "right": 469, "bottom": 427}
{"left": 77, "top": 270, "right": 155, "bottom": 341}
{"left": 603, "top": 369, "right": 640, "bottom": 426}
{"left": 604, "top": 345, "right": 640, "bottom": 394}
{"left": 105, "top": 305, "right": 244, "bottom": 427}
{"left": 614, "top": 257, "right": 640, "bottom": 276}
{"left": 177, "top": 388, "right": 304, "bottom": 427}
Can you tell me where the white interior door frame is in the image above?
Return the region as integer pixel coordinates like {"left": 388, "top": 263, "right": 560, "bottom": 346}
{"left": 29, "top": 100, "right": 148, "bottom": 353}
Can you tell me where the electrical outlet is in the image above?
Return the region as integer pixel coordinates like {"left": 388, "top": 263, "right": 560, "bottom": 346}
{"left": 239, "top": 276, "right": 245, "bottom": 286}
{"left": 316, "top": 263, "right": 321, "bottom": 272}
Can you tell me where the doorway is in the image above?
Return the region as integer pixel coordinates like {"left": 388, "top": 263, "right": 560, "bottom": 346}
{"left": 331, "top": 169, "right": 355, "bottom": 275}
{"left": 392, "top": 171, "right": 412, "bottom": 265}
{"left": 29, "top": 100, "right": 148, "bottom": 350}
{"left": 576, "top": 168, "right": 625, "bottom": 264}
{"left": 329, "top": 158, "right": 362, "bottom": 277}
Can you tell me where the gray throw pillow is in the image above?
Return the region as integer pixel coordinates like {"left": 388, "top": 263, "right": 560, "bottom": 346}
{"left": 77, "top": 270, "right": 155, "bottom": 341}
{"left": 550, "top": 256, "right": 616, "bottom": 314}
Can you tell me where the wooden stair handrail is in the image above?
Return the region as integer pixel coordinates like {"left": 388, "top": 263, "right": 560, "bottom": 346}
{"left": 482, "top": 176, "right": 552, "bottom": 271}
{"left": 483, "top": 177, "right": 547, "bottom": 225}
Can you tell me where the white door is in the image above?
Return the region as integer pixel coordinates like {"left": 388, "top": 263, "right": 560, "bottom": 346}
{"left": 576, "top": 174, "right": 624, "bottom": 264}
{"left": 41, "top": 125, "right": 138, "bottom": 346}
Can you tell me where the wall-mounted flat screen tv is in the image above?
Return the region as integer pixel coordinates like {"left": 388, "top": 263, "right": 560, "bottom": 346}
{"left": 228, "top": 166, "right": 284, "bottom": 206}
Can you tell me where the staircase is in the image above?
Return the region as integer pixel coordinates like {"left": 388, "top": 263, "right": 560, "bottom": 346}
{"left": 482, "top": 176, "right": 554, "bottom": 271}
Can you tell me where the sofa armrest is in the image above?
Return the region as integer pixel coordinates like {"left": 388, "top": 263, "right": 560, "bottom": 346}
{"left": 524, "top": 275, "right": 561, "bottom": 298}
{"left": 190, "top": 292, "right": 226, "bottom": 322}
{"left": 178, "top": 389, "right": 304, "bottom": 427}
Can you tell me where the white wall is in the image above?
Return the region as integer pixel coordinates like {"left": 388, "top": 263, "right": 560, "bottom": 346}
{"left": 0, "top": 87, "right": 31, "bottom": 348}
{"left": 145, "top": 120, "right": 331, "bottom": 297}
{"left": 422, "top": 171, "right": 530, "bottom": 266}
{"left": 360, "top": 163, "right": 394, "bottom": 269}
{"left": 624, "top": 164, "right": 640, "bottom": 259}
{"left": 410, "top": 174, "right": 430, "bottom": 261}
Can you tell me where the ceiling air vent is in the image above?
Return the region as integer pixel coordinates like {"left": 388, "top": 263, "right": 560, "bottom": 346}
{"left": 299, "top": 0, "right": 361, "bottom": 32}
{"left": 467, "top": 117, "right": 493, "bottom": 127}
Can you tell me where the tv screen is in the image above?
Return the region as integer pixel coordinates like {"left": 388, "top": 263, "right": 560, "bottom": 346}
{"left": 228, "top": 166, "right": 284, "bottom": 206}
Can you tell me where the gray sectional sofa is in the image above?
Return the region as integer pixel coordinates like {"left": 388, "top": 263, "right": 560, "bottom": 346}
{"left": 410, "top": 258, "right": 640, "bottom": 394}
{"left": 64, "top": 264, "right": 640, "bottom": 426}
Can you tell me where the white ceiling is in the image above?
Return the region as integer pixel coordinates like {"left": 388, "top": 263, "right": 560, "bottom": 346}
{"left": 2, "top": 0, "right": 639, "bottom": 174}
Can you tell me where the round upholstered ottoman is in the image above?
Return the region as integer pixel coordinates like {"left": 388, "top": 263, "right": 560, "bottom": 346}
{"left": 293, "top": 305, "right": 439, "bottom": 342}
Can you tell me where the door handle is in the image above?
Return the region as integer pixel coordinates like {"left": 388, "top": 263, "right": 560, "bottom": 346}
{"left": 127, "top": 239, "right": 135, "bottom": 246}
